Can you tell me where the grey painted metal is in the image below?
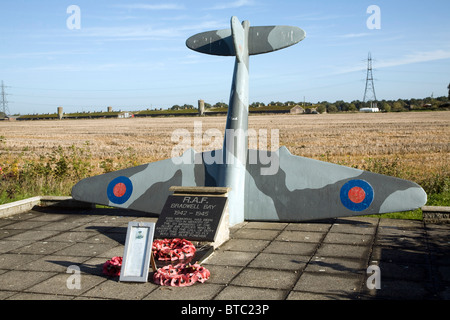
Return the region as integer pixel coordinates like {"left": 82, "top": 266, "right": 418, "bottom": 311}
{"left": 218, "top": 17, "right": 250, "bottom": 225}
{"left": 72, "top": 16, "right": 427, "bottom": 226}
{"left": 244, "top": 147, "right": 426, "bottom": 221}
{"left": 185, "top": 23, "right": 306, "bottom": 56}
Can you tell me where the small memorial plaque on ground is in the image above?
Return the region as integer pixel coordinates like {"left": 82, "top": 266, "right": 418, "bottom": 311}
{"left": 155, "top": 194, "right": 228, "bottom": 242}
{"left": 120, "top": 222, "right": 155, "bottom": 283}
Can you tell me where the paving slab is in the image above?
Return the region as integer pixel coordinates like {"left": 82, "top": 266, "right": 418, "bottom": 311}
{"left": 16, "top": 255, "right": 89, "bottom": 273}
{"left": 248, "top": 252, "right": 309, "bottom": 271}
{"left": 292, "top": 272, "right": 364, "bottom": 298}
{"left": 26, "top": 273, "right": 106, "bottom": 296}
{"left": 82, "top": 277, "right": 158, "bottom": 300}
{"left": 263, "top": 240, "right": 318, "bottom": 256}
{"left": 315, "top": 243, "right": 371, "bottom": 260}
{"left": 0, "top": 270, "right": 57, "bottom": 291}
{"left": 215, "top": 285, "right": 287, "bottom": 300}
{"left": 0, "top": 206, "right": 448, "bottom": 302}
{"left": 204, "top": 265, "right": 243, "bottom": 285}
{"left": 143, "top": 283, "right": 224, "bottom": 300}
{"left": 230, "top": 268, "right": 299, "bottom": 290}
{"left": 205, "top": 250, "right": 258, "bottom": 267}
{"left": 231, "top": 228, "right": 280, "bottom": 240}
{"left": 276, "top": 230, "right": 326, "bottom": 243}
{"left": 305, "top": 256, "right": 367, "bottom": 274}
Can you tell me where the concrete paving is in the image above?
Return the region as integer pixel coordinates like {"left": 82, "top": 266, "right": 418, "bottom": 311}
{"left": 0, "top": 206, "right": 449, "bottom": 300}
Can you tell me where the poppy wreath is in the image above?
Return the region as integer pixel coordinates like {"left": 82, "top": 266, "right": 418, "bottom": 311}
{"left": 152, "top": 238, "right": 196, "bottom": 261}
{"left": 103, "top": 256, "right": 122, "bottom": 277}
{"left": 153, "top": 263, "right": 210, "bottom": 287}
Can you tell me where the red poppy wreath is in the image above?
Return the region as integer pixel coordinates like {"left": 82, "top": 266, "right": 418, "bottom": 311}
{"left": 102, "top": 239, "right": 210, "bottom": 286}
{"left": 152, "top": 238, "right": 196, "bottom": 261}
{"left": 103, "top": 256, "right": 122, "bottom": 277}
{"left": 153, "top": 263, "right": 210, "bottom": 287}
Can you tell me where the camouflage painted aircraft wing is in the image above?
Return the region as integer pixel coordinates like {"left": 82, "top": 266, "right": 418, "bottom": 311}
{"left": 71, "top": 149, "right": 206, "bottom": 214}
{"left": 244, "top": 147, "right": 427, "bottom": 221}
{"left": 71, "top": 148, "right": 228, "bottom": 214}
{"left": 72, "top": 146, "right": 427, "bottom": 221}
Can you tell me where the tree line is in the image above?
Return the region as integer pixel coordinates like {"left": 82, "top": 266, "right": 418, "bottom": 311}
{"left": 317, "top": 96, "right": 449, "bottom": 113}
{"left": 169, "top": 96, "right": 449, "bottom": 113}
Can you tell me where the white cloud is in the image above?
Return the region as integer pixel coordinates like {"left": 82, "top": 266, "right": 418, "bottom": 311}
{"left": 113, "top": 3, "right": 185, "bottom": 10}
{"left": 12, "top": 61, "right": 165, "bottom": 73}
{"left": 67, "top": 19, "right": 227, "bottom": 41}
{"left": 338, "top": 33, "right": 371, "bottom": 39}
{"left": 0, "top": 50, "right": 92, "bottom": 59}
{"left": 378, "top": 50, "right": 450, "bottom": 69}
{"left": 333, "top": 49, "right": 450, "bottom": 75}
{"left": 70, "top": 24, "right": 181, "bottom": 41}
{"left": 294, "top": 12, "right": 356, "bottom": 22}
{"left": 208, "top": 0, "right": 254, "bottom": 10}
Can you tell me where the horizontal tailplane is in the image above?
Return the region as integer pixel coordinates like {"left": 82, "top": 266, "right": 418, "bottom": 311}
{"left": 186, "top": 25, "right": 306, "bottom": 56}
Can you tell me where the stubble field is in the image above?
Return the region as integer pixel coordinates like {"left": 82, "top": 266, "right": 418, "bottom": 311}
{"left": 0, "top": 111, "right": 449, "bottom": 205}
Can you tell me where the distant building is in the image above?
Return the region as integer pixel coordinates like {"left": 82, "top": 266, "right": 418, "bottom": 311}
{"left": 118, "top": 112, "right": 134, "bottom": 118}
{"left": 290, "top": 105, "right": 304, "bottom": 114}
{"left": 360, "top": 107, "right": 379, "bottom": 113}
{"left": 0, "top": 115, "right": 17, "bottom": 121}
{"left": 57, "top": 107, "right": 64, "bottom": 120}
{"left": 304, "top": 107, "right": 318, "bottom": 114}
{"left": 198, "top": 99, "right": 205, "bottom": 116}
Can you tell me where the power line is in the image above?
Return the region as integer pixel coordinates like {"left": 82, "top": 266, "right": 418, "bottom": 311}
{"left": 1, "top": 81, "right": 10, "bottom": 115}
{"left": 10, "top": 86, "right": 142, "bottom": 92}
{"left": 363, "top": 52, "right": 377, "bottom": 104}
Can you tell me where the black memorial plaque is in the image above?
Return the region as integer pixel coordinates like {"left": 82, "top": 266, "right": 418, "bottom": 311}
{"left": 155, "top": 195, "right": 227, "bottom": 242}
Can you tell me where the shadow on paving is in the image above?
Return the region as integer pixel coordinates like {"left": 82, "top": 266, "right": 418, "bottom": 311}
{"left": 361, "top": 220, "right": 450, "bottom": 300}
{"left": 1, "top": 206, "right": 449, "bottom": 300}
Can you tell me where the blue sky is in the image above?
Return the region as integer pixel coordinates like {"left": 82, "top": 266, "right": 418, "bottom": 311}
{"left": 1, "top": 0, "right": 449, "bottom": 114}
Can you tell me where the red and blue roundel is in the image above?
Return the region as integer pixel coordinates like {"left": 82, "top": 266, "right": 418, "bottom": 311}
{"left": 107, "top": 176, "right": 133, "bottom": 205}
{"left": 340, "top": 179, "right": 374, "bottom": 212}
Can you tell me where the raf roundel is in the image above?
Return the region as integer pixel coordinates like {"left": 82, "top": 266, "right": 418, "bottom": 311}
{"left": 107, "top": 176, "right": 133, "bottom": 205}
{"left": 340, "top": 180, "right": 374, "bottom": 212}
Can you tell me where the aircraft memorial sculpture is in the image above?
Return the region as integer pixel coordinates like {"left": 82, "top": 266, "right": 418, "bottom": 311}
{"left": 72, "top": 16, "right": 427, "bottom": 227}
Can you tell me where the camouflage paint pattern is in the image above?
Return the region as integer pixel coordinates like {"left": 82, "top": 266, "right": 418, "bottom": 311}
{"left": 217, "top": 17, "right": 250, "bottom": 225}
{"left": 244, "top": 147, "right": 427, "bottom": 221}
{"left": 72, "top": 16, "right": 427, "bottom": 226}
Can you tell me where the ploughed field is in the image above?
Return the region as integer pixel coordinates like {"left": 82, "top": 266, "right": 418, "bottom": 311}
{"left": 1, "top": 111, "right": 449, "bottom": 190}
